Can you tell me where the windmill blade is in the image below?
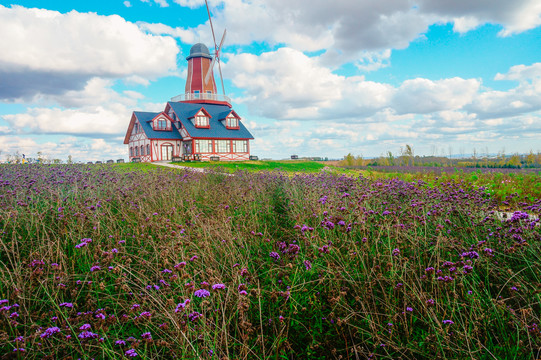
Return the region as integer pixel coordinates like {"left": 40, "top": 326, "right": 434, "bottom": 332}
{"left": 204, "top": 55, "right": 217, "bottom": 85}
{"left": 204, "top": 30, "right": 226, "bottom": 85}
{"left": 205, "top": 0, "right": 217, "bottom": 49}
{"left": 217, "top": 59, "right": 226, "bottom": 96}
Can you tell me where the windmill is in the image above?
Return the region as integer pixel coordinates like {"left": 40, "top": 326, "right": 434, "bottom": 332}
{"left": 204, "top": 0, "right": 227, "bottom": 96}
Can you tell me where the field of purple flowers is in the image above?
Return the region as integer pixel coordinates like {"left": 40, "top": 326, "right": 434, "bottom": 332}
{"left": 0, "top": 164, "right": 540, "bottom": 359}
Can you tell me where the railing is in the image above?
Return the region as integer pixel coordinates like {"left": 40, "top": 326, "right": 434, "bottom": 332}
{"left": 171, "top": 93, "right": 231, "bottom": 103}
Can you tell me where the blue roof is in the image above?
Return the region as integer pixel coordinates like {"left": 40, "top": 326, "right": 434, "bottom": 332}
{"left": 167, "top": 102, "right": 254, "bottom": 140}
{"left": 134, "top": 111, "right": 183, "bottom": 140}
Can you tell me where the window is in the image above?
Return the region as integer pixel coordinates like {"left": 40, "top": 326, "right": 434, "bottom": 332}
{"left": 216, "top": 140, "right": 231, "bottom": 153}
{"left": 195, "top": 115, "right": 209, "bottom": 128}
{"left": 154, "top": 118, "right": 169, "bottom": 130}
{"left": 135, "top": 146, "right": 139, "bottom": 156}
{"left": 226, "top": 116, "right": 239, "bottom": 129}
{"left": 194, "top": 90, "right": 200, "bottom": 99}
{"left": 232, "top": 140, "right": 248, "bottom": 153}
{"left": 194, "top": 140, "right": 213, "bottom": 153}
{"left": 130, "top": 147, "right": 133, "bottom": 157}
{"left": 141, "top": 145, "right": 144, "bottom": 156}
{"left": 147, "top": 145, "right": 150, "bottom": 156}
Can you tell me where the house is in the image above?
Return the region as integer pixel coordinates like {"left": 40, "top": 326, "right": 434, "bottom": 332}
{"left": 124, "top": 43, "right": 254, "bottom": 162}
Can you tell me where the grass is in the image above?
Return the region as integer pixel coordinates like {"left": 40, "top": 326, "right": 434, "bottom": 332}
{"left": 167, "top": 160, "right": 328, "bottom": 173}
{"left": 0, "top": 164, "right": 540, "bottom": 359}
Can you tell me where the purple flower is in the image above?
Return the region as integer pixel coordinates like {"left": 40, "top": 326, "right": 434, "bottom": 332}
{"left": 141, "top": 332, "right": 152, "bottom": 340}
{"left": 426, "top": 299, "right": 435, "bottom": 306}
{"left": 78, "top": 331, "right": 98, "bottom": 339}
{"left": 392, "top": 248, "right": 400, "bottom": 256}
{"left": 269, "top": 251, "right": 280, "bottom": 260}
{"left": 188, "top": 311, "right": 203, "bottom": 322}
{"left": 443, "top": 320, "right": 454, "bottom": 325}
{"left": 304, "top": 260, "right": 312, "bottom": 270}
{"left": 90, "top": 265, "right": 101, "bottom": 272}
{"left": 239, "top": 290, "right": 248, "bottom": 296}
{"left": 115, "top": 340, "right": 126, "bottom": 346}
{"left": 125, "top": 349, "right": 138, "bottom": 357}
{"left": 212, "top": 283, "right": 226, "bottom": 290}
{"left": 406, "top": 307, "right": 413, "bottom": 312}
{"left": 79, "top": 324, "right": 91, "bottom": 330}
{"left": 175, "top": 299, "right": 190, "bottom": 313}
{"left": 194, "top": 289, "right": 210, "bottom": 298}
{"left": 40, "top": 327, "right": 61, "bottom": 338}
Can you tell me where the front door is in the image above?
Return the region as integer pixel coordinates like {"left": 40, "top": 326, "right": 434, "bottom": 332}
{"left": 161, "top": 144, "right": 173, "bottom": 161}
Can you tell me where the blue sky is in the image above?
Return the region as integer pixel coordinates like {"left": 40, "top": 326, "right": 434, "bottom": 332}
{"left": 1, "top": 0, "right": 540, "bottom": 161}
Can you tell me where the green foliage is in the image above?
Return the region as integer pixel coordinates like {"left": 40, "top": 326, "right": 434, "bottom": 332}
{"left": 169, "top": 160, "right": 326, "bottom": 173}
{"left": 0, "top": 164, "right": 540, "bottom": 359}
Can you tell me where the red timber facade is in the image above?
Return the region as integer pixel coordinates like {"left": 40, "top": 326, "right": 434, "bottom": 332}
{"left": 124, "top": 43, "right": 254, "bottom": 162}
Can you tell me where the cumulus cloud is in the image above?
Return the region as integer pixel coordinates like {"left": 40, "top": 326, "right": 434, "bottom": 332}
{"left": 0, "top": 5, "right": 179, "bottom": 100}
{"left": 149, "top": 0, "right": 540, "bottom": 69}
{"left": 416, "top": 0, "right": 541, "bottom": 36}
{"left": 225, "top": 47, "right": 394, "bottom": 120}
{"left": 392, "top": 77, "right": 480, "bottom": 115}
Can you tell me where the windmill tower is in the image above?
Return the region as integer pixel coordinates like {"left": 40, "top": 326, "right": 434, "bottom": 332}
{"left": 175, "top": 0, "right": 229, "bottom": 105}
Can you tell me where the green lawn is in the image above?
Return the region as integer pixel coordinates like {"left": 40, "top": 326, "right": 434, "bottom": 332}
{"left": 168, "top": 160, "right": 328, "bottom": 173}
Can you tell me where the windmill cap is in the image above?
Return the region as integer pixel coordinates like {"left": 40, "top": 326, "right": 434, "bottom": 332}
{"left": 186, "top": 43, "right": 213, "bottom": 60}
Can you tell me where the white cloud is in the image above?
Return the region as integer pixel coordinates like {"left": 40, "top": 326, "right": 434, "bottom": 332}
{"left": 416, "top": 0, "right": 541, "bottom": 36}
{"left": 0, "top": 5, "right": 179, "bottom": 100}
{"left": 123, "top": 1, "right": 132, "bottom": 7}
{"left": 392, "top": 77, "right": 480, "bottom": 114}
{"left": 226, "top": 47, "right": 394, "bottom": 120}
{"left": 494, "top": 63, "right": 541, "bottom": 82}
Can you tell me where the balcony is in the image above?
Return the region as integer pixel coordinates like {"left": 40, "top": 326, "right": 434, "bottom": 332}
{"left": 171, "top": 93, "right": 231, "bottom": 104}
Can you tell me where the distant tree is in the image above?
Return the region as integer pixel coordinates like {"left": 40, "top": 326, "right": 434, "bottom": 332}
{"left": 67, "top": 155, "right": 74, "bottom": 164}
{"left": 387, "top": 151, "right": 395, "bottom": 166}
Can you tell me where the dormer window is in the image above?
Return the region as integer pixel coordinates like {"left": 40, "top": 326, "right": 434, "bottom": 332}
{"left": 192, "top": 109, "right": 211, "bottom": 128}
{"left": 225, "top": 115, "right": 239, "bottom": 129}
{"left": 153, "top": 117, "right": 171, "bottom": 131}
{"left": 195, "top": 115, "right": 209, "bottom": 127}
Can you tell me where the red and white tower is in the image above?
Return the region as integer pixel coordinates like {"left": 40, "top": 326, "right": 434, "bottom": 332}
{"left": 185, "top": 43, "right": 217, "bottom": 97}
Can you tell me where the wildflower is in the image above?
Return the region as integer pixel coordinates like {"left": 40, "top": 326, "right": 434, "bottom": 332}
{"left": 426, "top": 299, "right": 435, "bottom": 306}
{"left": 174, "top": 262, "right": 186, "bottom": 269}
{"left": 161, "top": 269, "right": 172, "bottom": 274}
{"left": 188, "top": 311, "right": 203, "bottom": 322}
{"left": 212, "top": 283, "right": 226, "bottom": 290}
{"left": 10, "top": 312, "right": 19, "bottom": 318}
{"left": 443, "top": 320, "right": 454, "bottom": 325}
{"left": 483, "top": 248, "right": 494, "bottom": 256}
{"left": 304, "top": 260, "right": 312, "bottom": 271}
{"left": 461, "top": 251, "right": 479, "bottom": 259}
{"left": 78, "top": 331, "right": 98, "bottom": 339}
{"left": 141, "top": 332, "right": 152, "bottom": 340}
{"left": 269, "top": 251, "right": 280, "bottom": 260}
{"left": 125, "top": 349, "right": 138, "bottom": 357}
{"left": 40, "top": 327, "right": 61, "bottom": 338}
{"left": 240, "top": 267, "right": 249, "bottom": 276}
{"left": 79, "top": 324, "right": 92, "bottom": 330}
{"left": 239, "top": 290, "right": 248, "bottom": 296}
{"left": 189, "top": 255, "right": 198, "bottom": 261}
{"left": 90, "top": 265, "right": 101, "bottom": 272}
{"left": 406, "top": 307, "right": 413, "bottom": 312}
{"left": 392, "top": 248, "right": 400, "bottom": 256}
{"left": 425, "top": 267, "right": 435, "bottom": 274}
{"left": 175, "top": 299, "right": 190, "bottom": 313}
{"left": 194, "top": 289, "right": 210, "bottom": 298}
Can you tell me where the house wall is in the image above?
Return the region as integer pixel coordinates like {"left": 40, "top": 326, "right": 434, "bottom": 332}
{"left": 150, "top": 139, "right": 183, "bottom": 161}
{"left": 128, "top": 123, "right": 151, "bottom": 162}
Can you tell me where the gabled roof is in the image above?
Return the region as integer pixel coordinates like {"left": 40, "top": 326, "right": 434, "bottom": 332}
{"left": 168, "top": 102, "right": 254, "bottom": 139}
{"left": 216, "top": 109, "right": 240, "bottom": 120}
{"left": 135, "top": 111, "right": 182, "bottom": 140}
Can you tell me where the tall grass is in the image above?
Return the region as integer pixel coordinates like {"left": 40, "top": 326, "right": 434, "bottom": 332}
{"left": 0, "top": 164, "right": 539, "bottom": 359}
